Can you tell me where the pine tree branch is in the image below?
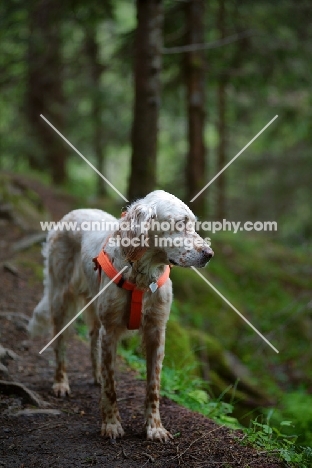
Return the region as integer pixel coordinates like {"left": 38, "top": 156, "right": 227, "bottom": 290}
{"left": 163, "top": 29, "right": 255, "bottom": 54}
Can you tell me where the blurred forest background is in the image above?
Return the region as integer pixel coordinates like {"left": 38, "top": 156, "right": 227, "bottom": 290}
{"left": 1, "top": 0, "right": 312, "bottom": 455}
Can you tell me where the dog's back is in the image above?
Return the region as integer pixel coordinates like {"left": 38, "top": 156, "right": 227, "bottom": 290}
{"left": 28, "top": 208, "right": 117, "bottom": 337}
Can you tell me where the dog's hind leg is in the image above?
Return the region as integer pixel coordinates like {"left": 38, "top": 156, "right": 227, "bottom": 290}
{"left": 28, "top": 240, "right": 51, "bottom": 336}
{"left": 51, "top": 289, "right": 76, "bottom": 397}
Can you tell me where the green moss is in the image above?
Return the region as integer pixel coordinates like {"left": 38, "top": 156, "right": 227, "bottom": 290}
{"left": 170, "top": 267, "right": 241, "bottom": 348}
{"left": 164, "top": 318, "right": 199, "bottom": 373}
{"left": 188, "top": 329, "right": 225, "bottom": 367}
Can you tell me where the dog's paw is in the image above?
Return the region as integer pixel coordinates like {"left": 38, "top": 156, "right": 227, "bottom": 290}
{"left": 146, "top": 425, "right": 173, "bottom": 443}
{"left": 52, "top": 382, "right": 70, "bottom": 397}
{"left": 101, "top": 421, "right": 124, "bottom": 439}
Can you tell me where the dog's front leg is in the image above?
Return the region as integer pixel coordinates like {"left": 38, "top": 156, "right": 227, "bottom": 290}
{"left": 144, "top": 321, "right": 173, "bottom": 442}
{"left": 99, "top": 327, "right": 124, "bottom": 439}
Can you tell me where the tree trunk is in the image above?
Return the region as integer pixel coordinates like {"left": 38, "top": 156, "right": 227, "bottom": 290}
{"left": 128, "top": 0, "right": 163, "bottom": 201}
{"left": 85, "top": 29, "right": 106, "bottom": 197}
{"left": 216, "top": 0, "right": 226, "bottom": 220}
{"left": 27, "top": 0, "right": 68, "bottom": 185}
{"left": 184, "top": 0, "right": 206, "bottom": 219}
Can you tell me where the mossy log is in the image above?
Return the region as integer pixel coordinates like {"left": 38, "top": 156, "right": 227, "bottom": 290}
{"left": 165, "top": 321, "right": 274, "bottom": 425}
{"left": 0, "top": 173, "right": 49, "bottom": 232}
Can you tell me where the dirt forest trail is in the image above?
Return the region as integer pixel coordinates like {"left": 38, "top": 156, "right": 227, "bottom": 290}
{"left": 0, "top": 177, "right": 284, "bottom": 467}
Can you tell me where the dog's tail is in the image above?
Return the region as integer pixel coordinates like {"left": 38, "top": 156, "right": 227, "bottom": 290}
{"left": 28, "top": 239, "right": 51, "bottom": 336}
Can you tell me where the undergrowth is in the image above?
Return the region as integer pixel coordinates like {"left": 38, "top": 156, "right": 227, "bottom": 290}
{"left": 119, "top": 346, "right": 312, "bottom": 467}
{"left": 241, "top": 411, "right": 312, "bottom": 467}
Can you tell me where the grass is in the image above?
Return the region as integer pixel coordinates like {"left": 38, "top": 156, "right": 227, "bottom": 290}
{"left": 241, "top": 412, "right": 312, "bottom": 467}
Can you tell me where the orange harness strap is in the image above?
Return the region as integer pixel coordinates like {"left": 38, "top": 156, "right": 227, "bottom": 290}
{"left": 92, "top": 250, "right": 170, "bottom": 330}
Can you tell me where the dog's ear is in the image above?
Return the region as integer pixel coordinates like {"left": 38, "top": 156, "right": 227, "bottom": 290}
{"left": 119, "top": 202, "right": 156, "bottom": 262}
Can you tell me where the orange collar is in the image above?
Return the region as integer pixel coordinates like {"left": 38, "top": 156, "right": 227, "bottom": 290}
{"left": 92, "top": 250, "right": 170, "bottom": 330}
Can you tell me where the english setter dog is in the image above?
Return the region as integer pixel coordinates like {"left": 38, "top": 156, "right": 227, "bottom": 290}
{"left": 28, "top": 190, "right": 213, "bottom": 442}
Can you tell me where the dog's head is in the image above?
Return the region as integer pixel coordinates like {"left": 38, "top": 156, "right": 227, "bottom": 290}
{"left": 119, "top": 190, "right": 213, "bottom": 267}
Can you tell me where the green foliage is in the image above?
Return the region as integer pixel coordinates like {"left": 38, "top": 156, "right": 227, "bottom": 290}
{"left": 118, "top": 346, "right": 146, "bottom": 377}
{"left": 75, "top": 316, "right": 89, "bottom": 340}
{"left": 171, "top": 232, "right": 312, "bottom": 391}
{"left": 270, "top": 391, "right": 312, "bottom": 447}
{"left": 169, "top": 232, "right": 312, "bottom": 449}
{"left": 160, "top": 366, "right": 240, "bottom": 429}
{"left": 242, "top": 413, "right": 312, "bottom": 467}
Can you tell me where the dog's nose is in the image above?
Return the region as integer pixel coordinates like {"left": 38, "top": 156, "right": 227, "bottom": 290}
{"left": 202, "top": 246, "right": 214, "bottom": 260}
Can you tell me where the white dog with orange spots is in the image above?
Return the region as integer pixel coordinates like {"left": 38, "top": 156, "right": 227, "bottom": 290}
{"left": 29, "top": 190, "right": 213, "bottom": 442}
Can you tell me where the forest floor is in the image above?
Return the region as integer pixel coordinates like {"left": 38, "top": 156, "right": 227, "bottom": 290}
{"left": 0, "top": 176, "right": 285, "bottom": 468}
